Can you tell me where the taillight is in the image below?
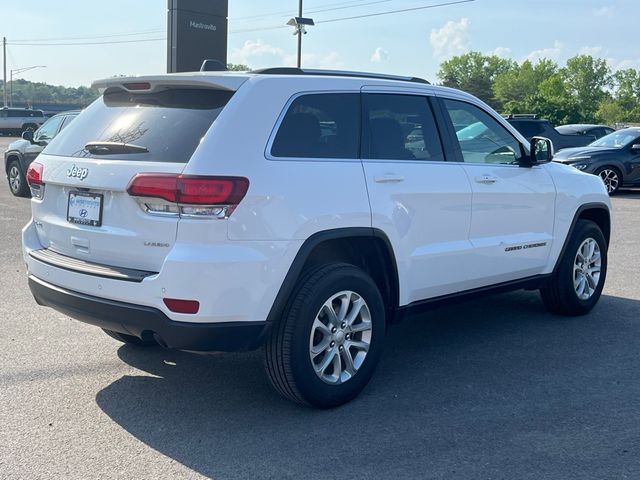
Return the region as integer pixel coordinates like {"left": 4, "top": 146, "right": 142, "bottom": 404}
{"left": 26, "top": 162, "right": 45, "bottom": 199}
{"left": 127, "top": 174, "right": 249, "bottom": 219}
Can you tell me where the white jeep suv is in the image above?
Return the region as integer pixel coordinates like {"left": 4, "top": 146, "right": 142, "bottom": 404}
{"left": 22, "top": 68, "right": 611, "bottom": 408}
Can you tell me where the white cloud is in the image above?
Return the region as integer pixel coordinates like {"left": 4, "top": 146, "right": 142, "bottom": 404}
{"left": 579, "top": 46, "right": 605, "bottom": 57}
{"left": 229, "top": 39, "right": 342, "bottom": 70}
{"left": 593, "top": 6, "right": 613, "bottom": 17}
{"left": 525, "top": 41, "right": 563, "bottom": 63}
{"left": 430, "top": 18, "right": 470, "bottom": 58}
{"left": 611, "top": 58, "right": 640, "bottom": 71}
{"left": 229, "top": 39, "right": 285, "bottom": 66}
{"left": 489, "top": 47, "right": 512, "bottom": 58}
{"left": 370, "top": 47, "right": 390, "bottom": 63}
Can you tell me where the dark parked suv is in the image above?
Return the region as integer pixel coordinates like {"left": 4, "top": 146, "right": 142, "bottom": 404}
{"left": 553, "top": 127, "right": 640, "bottom": 194}
{"left": 4, "top": 111, "right": 79, "bottom": 196}
{"left": 505, "top": 114, "right": 595, "bottom": 151}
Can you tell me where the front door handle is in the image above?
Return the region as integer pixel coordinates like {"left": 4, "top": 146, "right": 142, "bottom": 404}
{"left": 475, "top": 175, "right": 497, "bottom": 185}
{"left": 374, "top": 173, "right": 405, "bottom": 183}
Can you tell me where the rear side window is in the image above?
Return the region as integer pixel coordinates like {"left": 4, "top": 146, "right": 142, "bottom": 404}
{"left": 45, "top": 88, "right": 233, "bottom": 162}
{"left": 362, "top": 94, "right": 444, "bottom": 161}
{"left": 271, "top": 93, "right": 359, "bottom": 159}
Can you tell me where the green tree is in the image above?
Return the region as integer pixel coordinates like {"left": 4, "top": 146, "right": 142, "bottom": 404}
{"left": 493, "top": 59, "right": 557, "bottom": 107}
{"left": 226, "top": 63, "right": 250, "bottom": 71}
{"left": 437, "top": 52, "right": 515, "bottom": 108}
{"left": 561, "top": 55, "right": 612, "bottom": 121}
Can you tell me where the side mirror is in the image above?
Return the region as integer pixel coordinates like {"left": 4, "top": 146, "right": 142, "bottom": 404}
{"left": 631, "top": 144, "right": 640, "bottom": 151}
{"left": 22, "top": 130, "right": 34, "bottom": 143}
{"left": 529, "top": 136, "right": 554, "bottom": 165}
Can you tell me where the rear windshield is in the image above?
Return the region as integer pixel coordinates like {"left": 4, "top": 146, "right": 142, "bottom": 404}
{"left": 44, "top": 87, "right": 233, "bottom": 162}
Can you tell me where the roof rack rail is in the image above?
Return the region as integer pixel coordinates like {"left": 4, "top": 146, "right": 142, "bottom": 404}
{"left": 503, "top": 113, "right": 538, "bottom": 119}
{"left": 250, "top": 67, "right": 430, "bottom": 85}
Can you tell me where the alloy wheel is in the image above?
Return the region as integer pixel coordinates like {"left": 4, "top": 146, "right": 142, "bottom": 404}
{"left": 573, "top": 237, "right": 601, "bottom": 300}
{"left": 9, "top": 165, "right": 22, "bottom": 194}
{"left": 598, "top": 169, "right": 619, "bottom": 194}
{"left": 309, "top": 290, "right": 372, "bottom": 385}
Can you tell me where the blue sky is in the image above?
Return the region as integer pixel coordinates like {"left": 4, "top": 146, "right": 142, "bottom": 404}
{"left": 1, "top": 0, "right": 637, "bottom": 87}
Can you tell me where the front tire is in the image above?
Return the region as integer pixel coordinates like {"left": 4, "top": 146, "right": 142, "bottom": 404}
{"left": 264, "top": 263, "right": 386, "bottom": 408}
{"left": 540, "top": 220, "right": 607, "bottom": 316}
{"left": 7, "top": 160, "right": 30, "bottom": 197}
{"left": 595, "top": 166, "right": 621, "bottom": 195}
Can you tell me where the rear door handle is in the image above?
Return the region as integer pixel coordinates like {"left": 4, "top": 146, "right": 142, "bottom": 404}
{"left": 474, "top": 175, "right": 497, "bottom": 185}
{"left": 374, "top": 174, "right": 405, "bottom": 184}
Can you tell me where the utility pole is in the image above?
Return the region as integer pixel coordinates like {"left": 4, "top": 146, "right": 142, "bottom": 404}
{"left": 286, "top": 1, "right": 314, "bottom": 68}
{"left": 3, "top": 37, "right": 7, "bottom": 107}
{"left": 297, "top": 0, "right": 303, "bottom": 68}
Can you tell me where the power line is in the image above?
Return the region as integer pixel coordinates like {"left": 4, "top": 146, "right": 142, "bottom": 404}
{"left": 11, "top": 28, "right": 165, "bottom": 43}
{"left": 8, "top": 0, "right": 476, "bottom": 46}
{"left": 317, "top": 0, "right": 475, "bottom": 24}
{"left": 9, "top": 37, "right": 165, "bottom": 46}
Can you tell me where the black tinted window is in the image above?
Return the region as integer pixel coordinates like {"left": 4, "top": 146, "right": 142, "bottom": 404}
{"left": 363, "top": 94, "right": 443, "bottom": 161}
{"left": 271, "top": 94, "right": 359, "bottom": 159}
{"left": 511, "top": 120, "right": 544, "bottom": 138}
{"left": 8, "top": 109, "right": 43, "bottom": 118}
{"left": 45, "top": 88, "right": 233, "bottom": 162}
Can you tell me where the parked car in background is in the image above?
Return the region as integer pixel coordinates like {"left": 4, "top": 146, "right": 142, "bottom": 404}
{"left": 505, "top": 114, "right": 595, "bottom": 151}
{"left": 556, "top": 124, "right": 615, "bottom": 140}
{"left": 4, "top": 111, "right": 79, "bottom": 196}
{"left": 0, "top": 107, "right": 46, "bottom": 135}
{"left": 553, "top": 127, "right": 640, "bottom": 194}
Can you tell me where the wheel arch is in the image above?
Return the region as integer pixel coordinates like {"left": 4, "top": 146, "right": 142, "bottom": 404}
{"left": 553, "top": 202, "right": 611, "bottom": 273}
{"left": 266, "top": 228, "right": 400, "bottom": 326}
{"left": 5, "top": 151, "right": 23, "bottom": 174}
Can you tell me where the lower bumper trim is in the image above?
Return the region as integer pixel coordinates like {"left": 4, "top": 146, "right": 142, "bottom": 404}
{"left": 28, "top": 275, "right": 270, "bottom": 352}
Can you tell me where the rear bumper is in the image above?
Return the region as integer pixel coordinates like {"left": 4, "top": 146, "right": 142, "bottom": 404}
{"left": 29, "top": 275, "right": 270, "bottom": 352}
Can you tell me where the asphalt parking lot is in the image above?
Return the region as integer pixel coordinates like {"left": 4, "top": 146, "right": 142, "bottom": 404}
{"left": 1, "top": 135, "right": 639, "bottom": 480}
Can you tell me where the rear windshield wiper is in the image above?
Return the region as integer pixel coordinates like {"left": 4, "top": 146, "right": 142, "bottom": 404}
{"left": 84, "top": 141, "right": 149, "bottom": 155}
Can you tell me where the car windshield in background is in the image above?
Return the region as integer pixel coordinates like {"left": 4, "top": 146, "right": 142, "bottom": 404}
{"left": 590, "top": 130, "right": 638, "bottom": 149}
{"left": 455, "top": 121, "right": 488, "bottom": 141}
{"left": 44, "top": 88, "right": 233, "bottom": 162}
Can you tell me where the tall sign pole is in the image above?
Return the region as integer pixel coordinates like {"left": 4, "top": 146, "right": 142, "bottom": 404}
{"left": 167, "top": 0, "right": 228, "bottom": 73}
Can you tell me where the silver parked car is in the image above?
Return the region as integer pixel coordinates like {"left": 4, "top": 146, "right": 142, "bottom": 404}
{"left": 0, "top": 107, "right": 46, "bottom": 135}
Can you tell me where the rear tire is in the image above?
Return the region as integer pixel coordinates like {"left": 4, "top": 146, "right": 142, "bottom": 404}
{"left": 540, "top": 220, "right": 607, "bottom": 316}
{"left": 7, "top": 160, "right": 30, "bottom": 197}
{"left": 102, "top": 329, "right": 157, "bottom": 346}
{"left": 263, "top": 263, "right": 386, "bottom": 408}
{"left": 595, "top": 166, "right": 621, "bottom": 195}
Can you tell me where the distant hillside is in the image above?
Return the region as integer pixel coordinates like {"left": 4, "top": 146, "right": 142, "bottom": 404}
{"left": 1, "top": 79, "right": 97, "bottom": 109}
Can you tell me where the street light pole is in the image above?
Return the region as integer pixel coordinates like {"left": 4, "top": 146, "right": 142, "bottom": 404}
{"left": 297, "top": 0, "right": 303, "bottom": 68}
{"left": 9, "top": 65, "right": 46, "bottom": 107}
{"left": 286, "top": 2, "right": 314, "bottom": 68}
{"left": 3, "top": 37, "right": 7, "bottom": 107}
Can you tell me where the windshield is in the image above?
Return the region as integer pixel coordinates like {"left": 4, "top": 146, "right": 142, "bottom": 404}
{"left": 44, "top": 87, "right": 233, "bottom": 162}
{"left": 590, "top": 130, "right": 639, "bottom": 148}
{"left": 556, "top": 125, "right": 585, "bottom": 135}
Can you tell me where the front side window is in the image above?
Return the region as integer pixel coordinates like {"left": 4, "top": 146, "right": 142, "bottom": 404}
{"left": 34, "top": 115, "right": 65, "bottom": 142}
{"left": 443, "top": 99, "right": 523, "bottom": 165}
{"left": 271, "top": 93, "right": 359, "bottom": 159}
{"left": 363, "top": 94, "right": 444, "bottom": 161}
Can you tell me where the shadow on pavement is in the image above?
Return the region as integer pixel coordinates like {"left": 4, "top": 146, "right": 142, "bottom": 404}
{"left": 96, "top": 291, "right": 640, "bottom": 479}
